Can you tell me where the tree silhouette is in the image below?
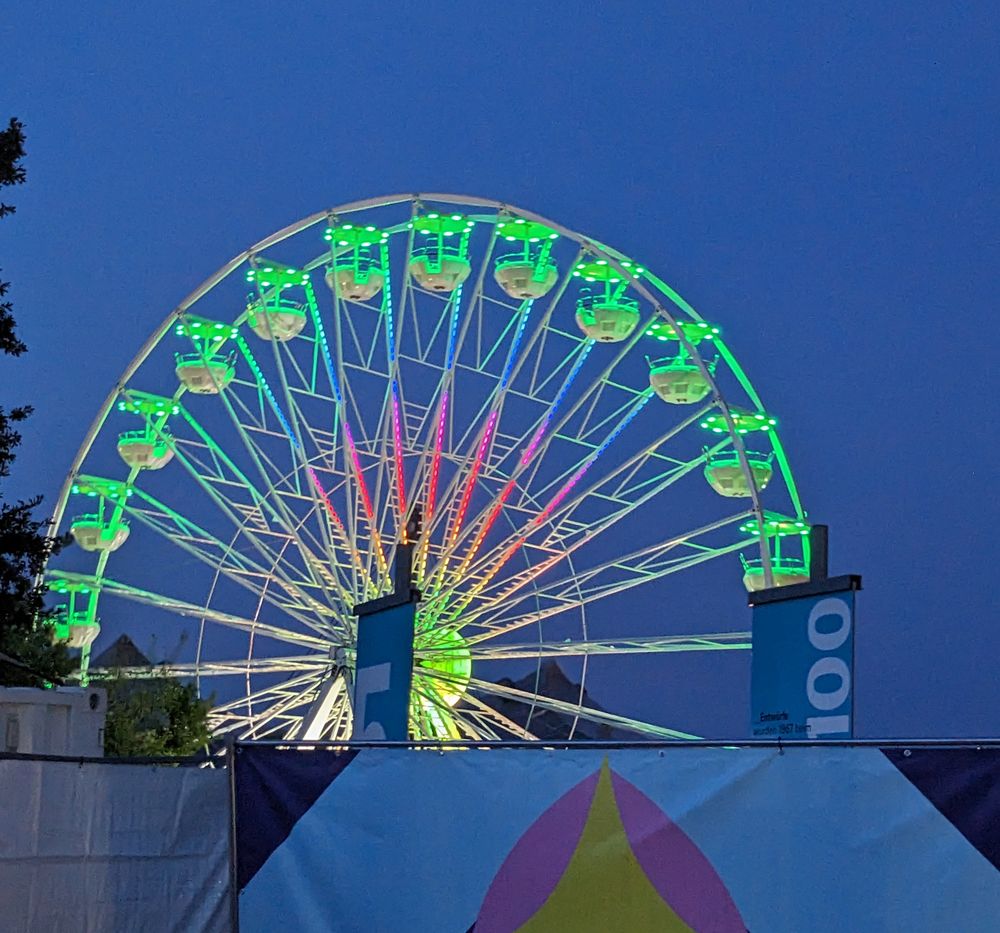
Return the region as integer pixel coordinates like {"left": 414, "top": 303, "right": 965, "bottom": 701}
{"left": 0, "top": 117, "right": 74, "bottom": 684}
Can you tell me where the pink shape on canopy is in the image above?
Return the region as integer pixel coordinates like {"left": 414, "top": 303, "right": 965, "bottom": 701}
{"left": 474, "top": 765, "right": 745, "bottom": 933}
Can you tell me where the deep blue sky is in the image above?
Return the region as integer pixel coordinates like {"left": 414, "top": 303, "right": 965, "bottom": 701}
{"left": 5, "top": 3, "right": 1000, "bottom": 737}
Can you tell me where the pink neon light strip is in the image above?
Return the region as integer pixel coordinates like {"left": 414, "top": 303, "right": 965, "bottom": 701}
{"left": 392, "top": 387, "right": 407, "bottom": 521}
{"left": 461, "top": 440, "right": 603, "bottom": 599}
{"left": 307, "top": 467, "right": 344, "bottom": 530}
{"left": 416, "top": 391, "right": 450, "bottom": 579}
{"left": 466, "top": 478, "right": 516, "bottom": 560}
{"left": 520, "top": 422, "right": 549, "bottom": 467}
{"left": 343, "top": 421, "right": 388, "bottom": 575}
{"left": 424, "top": 391, "right": 449, "bottom": 525}
{"left": 307, "top": 466, "right": 371, "bottom": 594}
{"left": 343, "top": 422, "right": 375, "bottom": 520}
{"left": 463, "top": 396, "right": 651, "bottom": 600}
{"left": 449, "top": 409, "right": 499, "bottom": 545}
{"left": 457, "top": 410, "right": 557, "bottom": 575}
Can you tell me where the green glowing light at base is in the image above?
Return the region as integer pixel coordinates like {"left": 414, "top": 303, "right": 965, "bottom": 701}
{"left": 416, "top": 627, "right": 472, "bottom": 707}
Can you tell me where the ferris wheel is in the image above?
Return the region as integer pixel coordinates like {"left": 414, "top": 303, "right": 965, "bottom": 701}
{"left": 44, "top": 193, "right": 810, "bottom": 742}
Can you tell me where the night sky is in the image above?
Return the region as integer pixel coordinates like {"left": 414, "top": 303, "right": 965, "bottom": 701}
{"left": 5, "top": 3, "right": 999, "bottom": 737}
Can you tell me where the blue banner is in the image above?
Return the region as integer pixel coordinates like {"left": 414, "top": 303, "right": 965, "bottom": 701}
{"left": 751, "top": 589, "right": 856, "bottom": 739}
{"left": 236, "top": 743, "right": 1000, "bottom": 932}
{"left": 352, "top": 601, "right": 415, "bottom": 740}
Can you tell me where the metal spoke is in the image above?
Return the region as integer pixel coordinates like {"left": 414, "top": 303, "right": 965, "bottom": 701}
{"left": 465, "top": 536, "right": 752, "bottom": 642}
{"left": 101, "top": 489, "right": 339, "bottom": 639}
{"left": 465, "top": 677, "right": 701, "bottom": 741}
{"left": 141, "top": 425, "right": 338, "bottom": 616}
{"left": 49, "top": 571, "right": 329, "bottom": 650}
{"left": 94, "top": 656, "right": 327, "bottom": 678}
{"left": 211, "top": 669, "right": 325, "bottom": 718}
{"left": 464, "top": 633, "right": 751, "bottom": 661}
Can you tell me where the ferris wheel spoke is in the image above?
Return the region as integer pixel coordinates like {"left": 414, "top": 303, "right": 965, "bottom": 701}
{"left": 242, "top": 323, "right": 344, "bottom": 571}
{"left": 360, "top": 256, "right": 411, "bottom": 571}
{"left": 427, "top": 413, "right": 718, "bottom": 624}
{"left": 450, "top": 298, "right": 532, "bottom": 456}
{"left": 525, "top": 388, "right": 656, "bottom": 502}
{"left": 506, "top": 243, "right": 586, "bottom": 396}
{"left": 539, "top": 307, "right": 653, "bottom": 432}
{"left": 404, "top": 220, "right": 501, "bottom": 543}
{"left": 134, "top": 428, "right": 342, "bottom": 616}
{"left": 546, "top": 425, "right": 717, "bottom": 534}
{"left": 469, "top": 539, "right": 753, "bottom": 643}
{"left": 451, "top": 712, "right": 504, "bottom": 742}
{"left": 50, "top": 571, "right": 330, "bottom": 649}
{"left": 212, "top": 379, "right": 356, "bottom": 603}
{"left": 464, "top": 633, "right": 751, "bottom": 661}
{"left": 421, "top": 277, "right": 589, "bottom": 585}
{"left": 461, "top": 519, "right": 752, "bottom": 639}
{"left": 510, "top": 334, "right": 666, "bottom": 512}
{"left": 190, "top": 656, "right": 328, "bottom": 675}
{"left": 299, "top": 467, "right": 383, "bottom": 602}
{"left": 322, "top": 277, "right": 391, "bottom": 586}
{"left": 175, "top": 335, "right": 346, "bottom": 601}
{"left": 165, "top": 389, "right": 349, "bottom": 608}
{"left": 292, "top": 671, "right": 350, "bottom": 740}
{"left": 113, "top": 490, "right": 340, "bottom": 637}
{"left": 244, "top": 717, "right": 302, "bottom": 740}
{"left": 426, "top": 302, "right": 535, "bottom": 589}
{"left": 256, "top": 340, "right": 371, "bottom": 609}
{"left": 456, "top": 690, "right": 537, "bottom": 740}
{"left": 463, "top": 217, "right": 502, "bottom": 372}
{"left": 408, "top": 289, "right": 465, "bottom": 579}
{"left": 440, "top": 403, "right": 717, "bottom": 603}
{"left": 419, "top": 243, "right": 581, "bottom": 559}
{"left": 210, "top": 669, "right": 326, "bottom": 719}
{"left": 235, "top": 676, "right": 326, "bottom": 739}
{"left": 302, "top": 281, "right": 381, "bottom": 599}
{"left": 441, "top": 341, "right": 596, "bottom": 581}
{"left": 94, "top": 655, "right": 327, "bottom": 678}
{"left": 465, "top": 677, "right": 700, "bottom": 741}
{"left": 330, "top": 271, "right": 404, "bottom": 587}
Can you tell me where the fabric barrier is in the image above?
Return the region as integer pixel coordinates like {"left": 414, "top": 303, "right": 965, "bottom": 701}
{"left": 236, "top": 744, "right": 1000, "bottom": 932}
{"left": 0, "top": 757, "right": 232, "bottom": 932}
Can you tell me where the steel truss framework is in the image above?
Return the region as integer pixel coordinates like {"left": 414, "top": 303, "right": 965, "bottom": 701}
{"left": 45, "top": 193, "right": 807, "bottom": 742}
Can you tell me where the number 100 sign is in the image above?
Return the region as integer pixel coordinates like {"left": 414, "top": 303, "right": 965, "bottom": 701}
{"left": 750, "top": 590, "right": 856, "bottom": 740}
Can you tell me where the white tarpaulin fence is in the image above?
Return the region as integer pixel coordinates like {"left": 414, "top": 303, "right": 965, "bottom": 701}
{"left": 0, "top": 756, "right": 232, "bottom": 933}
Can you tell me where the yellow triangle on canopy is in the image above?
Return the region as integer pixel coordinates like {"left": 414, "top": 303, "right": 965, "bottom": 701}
{"left": 517, "top": 759, "right": 693, "bottom": 932}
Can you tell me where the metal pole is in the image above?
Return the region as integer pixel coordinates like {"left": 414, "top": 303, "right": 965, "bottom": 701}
{"left": 810, "top": 524, "right": 829, "bottom": 581}
{"left": 226, "top": 737, "right": 241, "bottom": 932}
